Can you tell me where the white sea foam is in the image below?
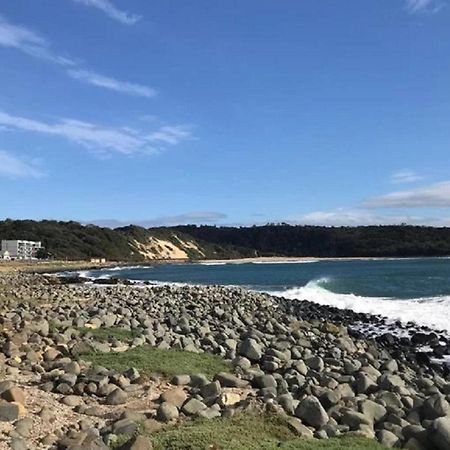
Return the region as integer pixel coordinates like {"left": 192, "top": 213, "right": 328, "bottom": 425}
{"left": 270, "top": 279, "right": 450, "bottom": 334}
{"left": 250, "top": 260, "right": 319, "bottom": 264}
{"left": 76, "top": 270, "right": 91, "bottom": 278}
{"left": 101, "top": 265, "right": 154, "bottom": 271}
{"left": 199, "top": 259, "right": 319, "bottom": 266}
{"left": 198, "top": 262, "right": 228, "bottom": 266}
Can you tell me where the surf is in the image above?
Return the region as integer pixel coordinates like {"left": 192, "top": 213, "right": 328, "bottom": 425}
{"left": 270, "top": 278, "right": 450, "bottom": 334}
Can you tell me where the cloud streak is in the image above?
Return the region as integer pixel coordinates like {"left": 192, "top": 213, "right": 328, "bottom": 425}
{"left": 293, "top": 208, "right": 450, "bottom": 227}
{"left": 0, "top": 110, "right": 192, "bottom": 156}
{"left": 67, "top": 69, "right": 156, "bottom": 98}
{"left": 0, "top": 14, "right": 154, "bottom": 97}
{"left": 147, "top": 126, "right": 194, "bottom": 145}
{"left": 0, "top": 14, "right": 74, "bottom": 66}
{"left": 405, "top": 0, "right": 445, "bottom": 13}
{"left": 364, "top": 181, "right": 450, "bottom": 208}
{"left": 0, "top": 150, "right": 44, "bottom": 179}
{"left": 71, "top": 0, "right": 141, "bottom": 25}
{"left": 390, "top": 169, "right": 423, "bottom": 184}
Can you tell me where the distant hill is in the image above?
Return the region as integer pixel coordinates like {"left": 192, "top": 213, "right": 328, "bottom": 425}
{"left": 1, "top": 219, "right": 450, "bottom": 261}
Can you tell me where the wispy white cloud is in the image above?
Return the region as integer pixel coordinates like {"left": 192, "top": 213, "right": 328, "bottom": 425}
{"left": 71, "top": 0, "right": 141, "bottom": 25}
{"left": 0, "top": 150, "right": 44, "bottom": 179}
{"left": 0, "top": 14, "right": 75, "bottom": 65}
{"left": 390, "top": 169, "right": 423, "bottom": 184}
{"left": 293, "top": 208, "right": 450, "bottom": 227}
{"left": 67, "top": 69, "right": 156, "bottom": 98}
{"left": 88, "top": 212, "right": 228, "bottom": 228}
{"left": 0, "top": 14, "right": 155, "bottom": 97}
{"left": 364, "top": 181, "right": 450, "bottom": 208}
{"left": 405, "top": 0, "right": 445, "bottom": 13}
{"left": 147, "top": 126, "right": 194, "bottom": 145}
{"left": 0, "top": 110, "right": 192, "bottom": 156}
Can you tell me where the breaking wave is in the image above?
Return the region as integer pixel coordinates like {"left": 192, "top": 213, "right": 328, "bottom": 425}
{"left": 270, "top": 278, "right": 450, "bottom": 334}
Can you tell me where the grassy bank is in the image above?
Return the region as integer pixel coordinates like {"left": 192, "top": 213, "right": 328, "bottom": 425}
{"left": 81, "top": 345, "right": 230, "bottom": 379}
{"left": 118, "top": 414, "right": 386, "bottom": 450}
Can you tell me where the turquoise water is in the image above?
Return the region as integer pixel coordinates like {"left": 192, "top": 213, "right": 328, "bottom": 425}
{"left": 79, "top": 258, "right": 450, "bottom": 333}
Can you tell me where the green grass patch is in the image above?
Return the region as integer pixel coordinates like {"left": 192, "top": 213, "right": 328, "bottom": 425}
{"left": 81, "top": 346, "right": 230, "bottom": 378}
{"left": 79, "top": 327, "right": 140, "bottom": 342}
{"left": 148, "top": 414, "right": 386, "bottom": 450}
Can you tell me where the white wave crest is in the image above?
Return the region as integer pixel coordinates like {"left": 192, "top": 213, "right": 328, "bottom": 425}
{"left": 101, "top": 265, "right": 154, "bottom": 271}
{"left": 270, "top": 280, "right": 450, "bottom": 333}
{"left": 198, "top": 262, "right": 228, "bottom": 266}
{"left": 250, "top": 259, "right": 319, "bottom": 265}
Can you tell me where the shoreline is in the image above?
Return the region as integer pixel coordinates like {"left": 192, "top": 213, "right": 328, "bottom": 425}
{"left": 1, "top": 254, "right": 450, "bottom": 275}
{"left": 198, "top": 255, "right": 450, "bottom": 264}
{"left": 52, "top": 271, "right": 450, "bottom": 367}
{"left": 0, "top": 271, "right": 449, "bottom": 448}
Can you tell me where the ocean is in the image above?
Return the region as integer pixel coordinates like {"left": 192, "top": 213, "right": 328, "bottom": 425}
{"left": 75, "top": 258, "right": 450, "bottom": 334}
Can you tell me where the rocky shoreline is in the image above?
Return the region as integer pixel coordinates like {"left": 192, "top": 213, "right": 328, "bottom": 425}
{"left": 1, "top": 272, "right": 450, "bottom": 449}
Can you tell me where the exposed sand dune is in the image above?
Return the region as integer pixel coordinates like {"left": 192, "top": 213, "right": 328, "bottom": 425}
{"left": 132, "top": 237, "right": 189, "bottom": 260}
{"left": 131, "top": 234, "right": 208, "bottom": 260}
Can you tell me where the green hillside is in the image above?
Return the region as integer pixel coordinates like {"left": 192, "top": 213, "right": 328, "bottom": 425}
{"left": 1, "top": 219, "right": 450, "bottom": 261}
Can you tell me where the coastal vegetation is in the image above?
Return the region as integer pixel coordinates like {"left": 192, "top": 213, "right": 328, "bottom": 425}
{"left": 1, "top": 219, "right": 450, "bottom": 261}
{"left": 81, "top": 346, "right": 231, "bottom": 378}
{"left": 147, "top": 414, "right": 387, "bottom": 450}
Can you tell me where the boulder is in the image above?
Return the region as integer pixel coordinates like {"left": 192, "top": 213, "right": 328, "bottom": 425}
{"left": 113, "top": 418, "right": 139, "bottom": 435}
{"left": 305, "top": 356, "right": 324, "bottom": 372}
{"left": 422, "top": 395, "right": 450, "bottom": 420}
{"left": 182, "top": 398, "right": 207, "bottom": 416}
{"left": 156, "top": 402, "right": 179, "bottom": 422}
{"left": 0, "top": 400, "right": 20, "bottom": 421}
{"left": 214, "top": 372, "right": 248, "bottom": 388}
{"left": 160, "top": 388, "right": 187, "bottom": 407}
{"left": 120, "top": 435, "right": 153, "bottom": 450}
{"left": 239, "top": 338, "right": 262, "bottom": 361}
{"left": 105, "top": 388, "right": 128, "bottom": 405}
{"left": 286, "top": 417, "right": 314, "bottom": 438}
{"left": 219, "top": 392, "right": 241, "bottom": 407}
{"left": 430, "top": 416, "right": 450, "bottom": 450}
{"left": 359, "top": 399, "right": 387, "bottom": 423}
{"left": 201, "top": 381, "right": 222, "bottom": 399}
{"left": 253, "top": 374, "right": 277, "bottom": 389}
{"left": 0, "top": 386, "right": 25, "bottom": 405}
{"left": 294, "top": 395, "right": 329, "bottom": 428}
{"left": 376, "top": 430, "right": 400, "bottom": 448}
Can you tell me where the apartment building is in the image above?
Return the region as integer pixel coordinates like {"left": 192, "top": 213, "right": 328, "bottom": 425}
{"left": 1, "top": 240, "right": 42, "bottom": 260}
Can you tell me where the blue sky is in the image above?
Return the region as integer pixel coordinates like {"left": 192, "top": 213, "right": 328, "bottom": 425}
{"left": 1, "top": 0, "right": 449, "bottom": 227}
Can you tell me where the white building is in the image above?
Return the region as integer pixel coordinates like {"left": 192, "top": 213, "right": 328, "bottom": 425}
{"left": 1, "top": 240, "right": 42, "bottom": 260}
